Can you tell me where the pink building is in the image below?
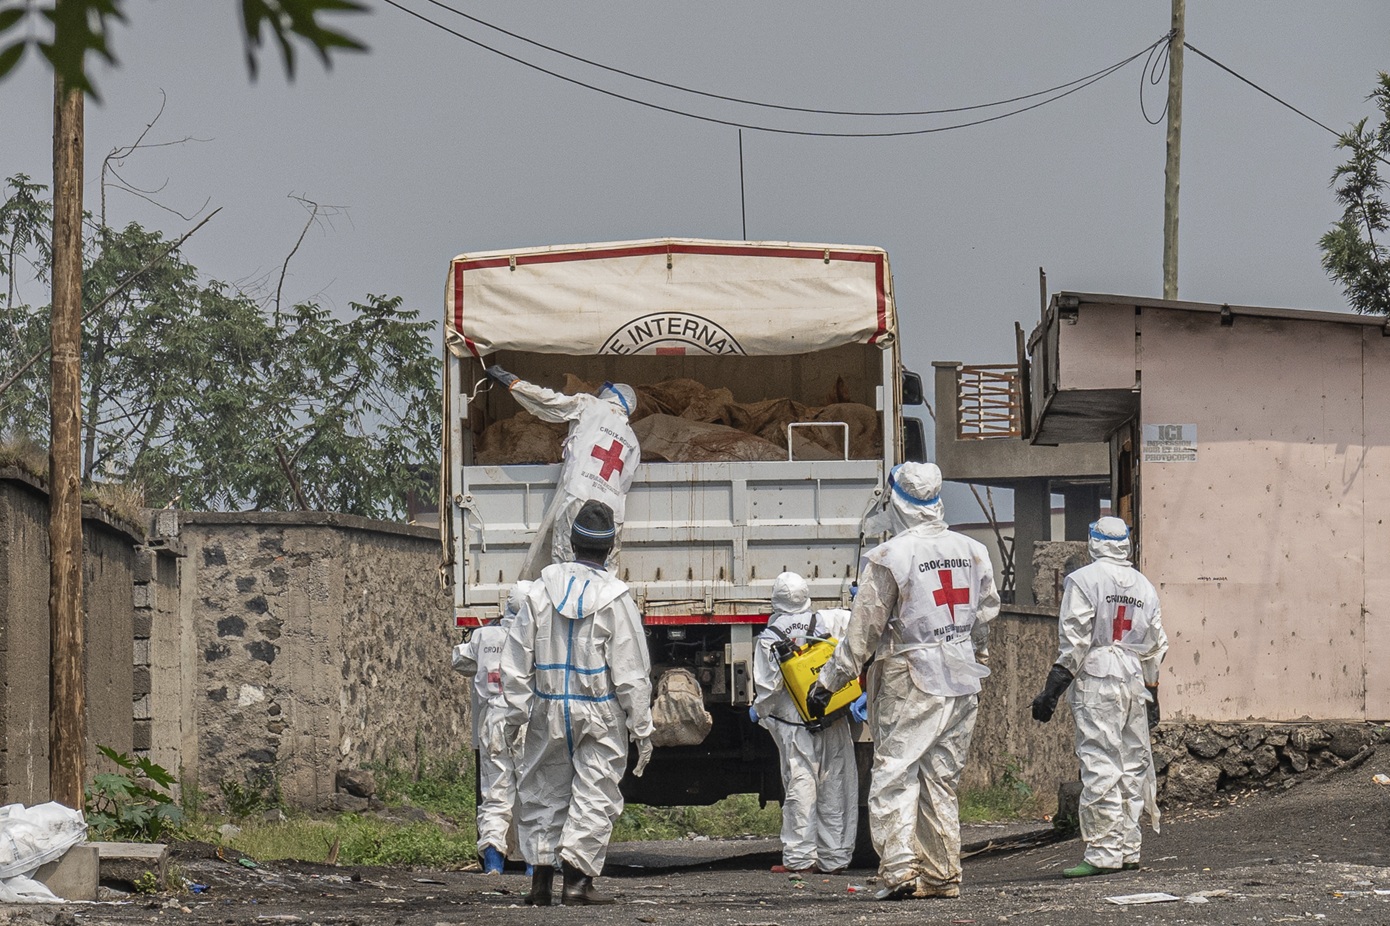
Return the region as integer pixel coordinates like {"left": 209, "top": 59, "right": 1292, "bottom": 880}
{"left": 1026, "top": 293, "right": 1389, "bottom": 722}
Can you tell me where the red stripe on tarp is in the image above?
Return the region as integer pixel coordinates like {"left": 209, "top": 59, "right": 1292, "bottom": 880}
{"left": 451, "top": 263, "right": 482, "bottom": 358}
{"left": 643, "top": 613, "right": 770, "bottom": 626}
{"left": 869, "top": 255, "right": 887, "bottom": 345}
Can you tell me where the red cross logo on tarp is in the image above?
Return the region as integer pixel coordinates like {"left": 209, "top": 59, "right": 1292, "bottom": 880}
{"left": 933, "top": 570, "right": 971, "bottom": 624}
{"left": 590, "top": 440, "right": 626, "bottom": 482}
{"left": 1112, "top": 604, "right": 1132, "bottom": 642}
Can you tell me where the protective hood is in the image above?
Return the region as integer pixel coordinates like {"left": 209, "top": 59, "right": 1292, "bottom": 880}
{"left": 885, "top": 462, "right": 945, "bottom": 534}
{"left": 1088, "top": 516, "right": 1132, "bottom": 564}
{"left": 503, "top": 579, "right": 535, "bottom": 621}
{"left": 599, "top": 382, "right": 637, "bottom": 417}
{"left": 770, "top": 571, "right": 811, "bottom": 615}
{"left": 537, "top": 561, "right": 628, "bottom": 620}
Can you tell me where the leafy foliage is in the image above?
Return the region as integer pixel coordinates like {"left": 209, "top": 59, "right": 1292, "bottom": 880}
{"left": 219, "top": 767, "right": 282, "bottom": 821}
{"left": 1320, "top": 72, "right": 1390, "bottom": 316}
{"left": 0, "top": 175, "right": 441, "bottom": 519}
{"left": 84, "top": 745, "right": 185, "bottom": 842}
{"left": 0, "top": 1, "right": 366, "bottom": 98}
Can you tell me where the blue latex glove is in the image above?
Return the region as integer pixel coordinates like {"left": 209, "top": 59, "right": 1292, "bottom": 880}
{"left": 486, "top": 364, "right": 519, "bottom": 388}
{"left": 849, "top": 693, "right": 869, "bottom": 723}
{"left": 748, "top": 705, "right": 759, "bottom": 723}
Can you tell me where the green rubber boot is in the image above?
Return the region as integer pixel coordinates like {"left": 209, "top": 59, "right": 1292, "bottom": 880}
{"left": 1062, "top": 861, "right": 1122, "bottom": 878}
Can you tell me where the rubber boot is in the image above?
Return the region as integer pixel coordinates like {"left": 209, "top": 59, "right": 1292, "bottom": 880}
{"left": 561, "top": 860, "right": 614, "bottom": 905}
{"left": 523, "top": 864, "right": 554, "bottom": 906}
{"left": 480, "top": 845, "right": 505, "bottom": 875}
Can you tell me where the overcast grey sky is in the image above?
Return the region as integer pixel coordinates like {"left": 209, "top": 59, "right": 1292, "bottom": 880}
{"left": 3, "top": 2, "right": 1387, "bottom": 514}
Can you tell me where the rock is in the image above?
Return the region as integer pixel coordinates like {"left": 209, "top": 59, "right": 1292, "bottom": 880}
{"left": 262, "top": 808, "right": 286, "bottom": 824}
{"left": 1054, "top": 780, "right": 1082, "bottom": 834}
{"left": 1211, "top": 723, "right": 1243, "bottom": 740}
{"left": 1187, "top": 728, "right": 1229, "bottom": 759}
{"left": 1283, "top": 744, "right": 1309, "bottom": 773}
{"left": 330, "top": 793, "right": 369, "bottom": 814}
{"left": 218, "top": 824, "right": 242, "bottom": 840}
{"left": 336, "top": 768, "right": 377, "bottom": 798}
{"left": 1324, "top": 723, "right": 1370, "bottom": 760}
{"left": 1164, "top": 759, "right": 1222, "bottom": 802}
{"left": 1266, "top": 731, "right": 1289, "bottom": 747}
{"left": 1151, "top": 742, "right": 1179, "bottom": 775}
{"left": 1249, "top": 744, "right": 1280, "bottom": 778}
{"left": 1289, "top": 726, "right": 1328, "bottom": 752}
{"left": 1240, "top": 726, "right": 1267, "bottom": 751}
{"left": 1217, "top": 746, "right": 1251, "bottom": 779}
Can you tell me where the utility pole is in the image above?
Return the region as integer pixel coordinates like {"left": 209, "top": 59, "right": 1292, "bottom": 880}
{"left": 49, "top": 66, "right": 87, "bottom": 810}
{"left": 1162, "top": 0, "right": 1185, "bottom": 301}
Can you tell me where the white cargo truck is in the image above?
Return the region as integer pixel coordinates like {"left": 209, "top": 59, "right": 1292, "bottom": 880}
{"left": 441, "top": 238, "right": 927, "bottom": 809}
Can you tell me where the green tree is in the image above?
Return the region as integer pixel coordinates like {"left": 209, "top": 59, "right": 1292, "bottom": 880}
{"left": 0, "top": 177, "right": 440, "bottom": 519}
{"left": 0, "top": 0, "right": 366, "bottom": 97}
{"left": 1320, "top": 72, "right": 1390, "bottom": 316}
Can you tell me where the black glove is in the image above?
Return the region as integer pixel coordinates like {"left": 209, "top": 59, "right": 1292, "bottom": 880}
{"left": 486, "top": 364, "right": 519, "bottom": 388}
{"left": 1145, "top": 685, "right": 1160, "bottom": 728}
{"left": 805, "top": 681, "right": 834, "bottom": 720}
{"left": 1030, "top": 664, "right": 1075, "bottom": 723}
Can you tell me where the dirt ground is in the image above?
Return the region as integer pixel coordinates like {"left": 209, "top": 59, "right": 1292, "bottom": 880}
{"left": 7, "top": 746, "right": 1389, "bottom": 926}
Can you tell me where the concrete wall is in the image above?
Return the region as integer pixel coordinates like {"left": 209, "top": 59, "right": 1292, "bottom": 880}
{"left": 179, "top": 512, "right": 467, "bottom": 809}
{"left": 964, "top": 605, "right": 1077, "bottom": 797}
{"left": 0, "top": 469, "right": 139, "bottom": 805}
{"left": 1136, "top": 309, "right": 1387, "bottom": 721}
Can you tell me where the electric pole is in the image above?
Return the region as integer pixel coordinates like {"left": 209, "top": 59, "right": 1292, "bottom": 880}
{"left": 50, "top": 65, "right": 87, "bottom": 810}
{"left": 1163, "top": 0, "right": 1185, "bottom": 301}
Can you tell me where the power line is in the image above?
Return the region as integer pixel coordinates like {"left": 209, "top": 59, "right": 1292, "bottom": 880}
{"left": 378, "top": 0, "right": 1170, "bottom": 138}
{"left": 1182, "top": 41, "right": 1341, "bottom": 138}
{"left": 413, "top": 0, "right": 1165, "bottom": 119}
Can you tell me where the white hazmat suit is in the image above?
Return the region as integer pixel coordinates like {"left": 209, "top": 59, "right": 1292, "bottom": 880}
{"left": 501, "top": 561, "right": 654, "bottom": 878}
{"left": 452, "top": 580, "right": 533, "bottom": 865}
{"left": 504, "top": 379, "right": 641, "bottom": 578}
{"left": 752, "top": 572, "right": 858, "bottom": 874}
{"left": 1052, "top": 517, "right": 1168, "bottom": 872}
{"left": 817, "top": 462, "right": 999, "bottom": 899}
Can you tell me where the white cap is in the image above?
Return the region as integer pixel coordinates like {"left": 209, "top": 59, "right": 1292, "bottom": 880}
{"left": 600, "top": 382, "right": 637, "bottom": 416}
{"left": 770, "top": 572, "right": 811, "bottom": 614}
{"left": 887, "top": 461, "right": 945, "bottom": 530}
{"left": 1088, "top": 516, "right": 1132, "bottom": 562}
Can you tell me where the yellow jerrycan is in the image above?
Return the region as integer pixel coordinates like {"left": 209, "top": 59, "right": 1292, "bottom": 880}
{"left": 769, "top": 616, "right": 863, "bottom": 726}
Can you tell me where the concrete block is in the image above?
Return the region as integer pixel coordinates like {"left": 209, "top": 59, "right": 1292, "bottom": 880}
{"left": 132, "top": 583, "right": 153, "bottom": 609}
{"left": 132, "top": 638, "right": 150, "bottom": 666}
{"left": 33, "top": 844, "right": 99, "bottom": 901}
{"left": 133, "top": 548, "right": 156, "bottom": 583}
{"left": 133, "top": 720, "right": 152, "bottom": 751}
{"left": 91, "top": 841, "right": 169, "bottom": 890}
{"left": 132, "top": 666, "right": 151, "bottom": 696}
{"left": 133, "top": 693, "right": 151, "bottom": 721}
{"left": 132, "top": 611, "right": 153, "bottom": 639}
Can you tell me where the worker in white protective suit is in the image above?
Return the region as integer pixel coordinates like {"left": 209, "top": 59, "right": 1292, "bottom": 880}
{"left": 807, "top": 462, "right": 999, "bottom": 900}
{"left": 751, "top": 572, "right": 858, "bottom": 875}
{"left": 452, "top": 580, "right": 534, "bottom": 875}
{"left": 501, "top": 500, "right": 654, "bottom": 906}
{"left": 1030, "top": 516, "right": 1168, "bottom": 878}
{"left": 485, "top": 364, "right": 640, "bottom": 578}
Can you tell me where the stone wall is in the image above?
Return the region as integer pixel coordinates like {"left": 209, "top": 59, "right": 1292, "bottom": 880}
{"left": 1155, "top": 721, "right": 1389, "bottom": 802}
{"left": 178, "top": 512, "right": 466, "bottom": 809}
{"left": 0, "top": 469, "right": 141, "bottom": 805}
{"left": 964, "top": 606, "right": 1078, "bottom": 797}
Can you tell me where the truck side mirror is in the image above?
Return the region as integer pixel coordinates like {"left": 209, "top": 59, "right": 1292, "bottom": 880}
{"left": 903, "top": 417, "right": 928, "bottom": 463}
{"left": 901, "top": 370, "right": 925, "bottom": 406}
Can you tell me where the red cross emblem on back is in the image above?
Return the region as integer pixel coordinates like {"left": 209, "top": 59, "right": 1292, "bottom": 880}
{"left": 933, "top": 570, "right": 971, "bottom": 624}
{"left": 590, "top": 440, "right": 626, "bottom": 482}
{"left": 1112, "top": 604, "right": 1133, "bottom": 642}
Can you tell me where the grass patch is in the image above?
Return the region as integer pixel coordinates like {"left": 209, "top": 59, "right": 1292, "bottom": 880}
{"left": 209, "top": 815, "right": 478, "bottom": 867}
{"left": 958, "top": 760, "right": 1045, "bottom": 823}
{"left": 369, "top": 750, "right": 476, "bottom": 823}
{"left": 613, "top": 793, "right": 782, "bottom": 842}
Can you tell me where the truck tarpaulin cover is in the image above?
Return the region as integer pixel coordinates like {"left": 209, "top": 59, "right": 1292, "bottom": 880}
{"left": 445, "top": 239, "right": 894, "bottom": 358}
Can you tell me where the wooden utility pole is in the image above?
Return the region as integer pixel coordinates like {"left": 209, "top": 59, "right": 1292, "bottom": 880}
{"left": 1162, "top": 0, "right": 1185, "bottom": 301}
{"left": 49, "top": 68, "right": 87, "bottom": 810}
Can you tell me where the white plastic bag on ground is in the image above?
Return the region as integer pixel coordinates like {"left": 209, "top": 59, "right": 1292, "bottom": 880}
{"left": 0, "top": 801, "right": 88, "bottom": 902}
